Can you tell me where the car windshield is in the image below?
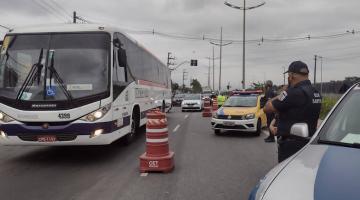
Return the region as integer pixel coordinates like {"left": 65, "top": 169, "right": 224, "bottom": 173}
{"left": 174, "top": 94, "right": 185, "bottom": 99}
{"left": 318, "top": 88, "right": 360, "bottom": 146}
{"left": 184, "top": 94, "right": 201, "bottom": 100}
{"left": 0, "top": 33, "right": 110, "bottom": 102}
{"left": 223, "top": 96, "right": 258, "bottom": 107}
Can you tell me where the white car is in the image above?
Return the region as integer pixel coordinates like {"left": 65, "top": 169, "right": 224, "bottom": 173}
{"left": 181, "top": 94, "right": 203, "bottom": 112}
{"left": 249, "top": 83, "right": 360, "bottom": 200}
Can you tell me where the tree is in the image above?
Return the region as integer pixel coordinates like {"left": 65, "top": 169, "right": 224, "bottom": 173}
{"left": 171, "top": 82, "right": 179, "bottom": 92}
{"left": 190, "top": 79, "right": 202, "bottom": 93}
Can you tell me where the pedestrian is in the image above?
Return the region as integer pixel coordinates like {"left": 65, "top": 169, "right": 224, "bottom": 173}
{"left": 264, "top": 61, "right": 322, "bottom": 162}
{"left": 263, "top": 80, "right": 277, "bottom": 143}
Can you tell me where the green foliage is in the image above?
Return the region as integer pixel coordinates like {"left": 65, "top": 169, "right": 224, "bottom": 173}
{"left": 190, "top": 79, "right": 202, "bottom": 93}
{"left": 249, "top": 82, "right": 264, "bottom": 90}
{"left": 320, "top": 96, "right": 339, "bottom": 119}
{"left": 172, "top": 82, "right": 179, "bottom": 92}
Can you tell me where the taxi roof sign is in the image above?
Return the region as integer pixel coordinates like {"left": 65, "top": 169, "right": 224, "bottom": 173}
{"left": 230, "top": 89, "right": 263, "bottom": 96}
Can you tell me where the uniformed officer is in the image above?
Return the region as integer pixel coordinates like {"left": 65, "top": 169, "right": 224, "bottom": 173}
{"left": 264, "top": 61, "right": 322, "bottom": 162}
{"left": 263, "top": 80, "right": 277, "bottom": 143}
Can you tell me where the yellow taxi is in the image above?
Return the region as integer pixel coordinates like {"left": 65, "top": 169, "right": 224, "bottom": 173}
{"left": 211, "top": 90, "right": 267, "bottom": 136}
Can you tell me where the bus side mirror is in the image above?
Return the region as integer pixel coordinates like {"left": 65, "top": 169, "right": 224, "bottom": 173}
{"left": 118, "top": 49, "right": 127, "bottom": 67}
{"left": 113, "top": 38, "right": 120, "bottom": 48}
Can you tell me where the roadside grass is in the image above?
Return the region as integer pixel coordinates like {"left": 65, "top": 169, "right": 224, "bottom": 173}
{"left": 320, "top": 95, "right": 340, "bottom": 120}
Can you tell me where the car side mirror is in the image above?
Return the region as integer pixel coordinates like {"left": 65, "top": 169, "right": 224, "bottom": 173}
{"left": 290, "top": 123, "right": 309, "bottom": 138}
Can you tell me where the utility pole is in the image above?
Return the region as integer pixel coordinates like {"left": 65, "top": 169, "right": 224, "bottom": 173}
{"left": 224, "top": 0, "right": 265, "bottom": 90}
{"left": 314, "top": 55, "right": 317, "bottom": 85}
{"left": 73, "top": 11, "right": 77, "bottom": 23}
{"left": 212, "top": 46, "right": 215, "bottom": 91}
{"left": 210, "top": 27, "right": 232, "bottom": 92}
{"left": 219, "top": 27, "right": 223, "bottom": 92}
{"left": 167, "top": 52, "right": 175, "bottom": 68}
{"left": 182, "top": 69, "right": 188, "bottom": 92}
{"left": 319, "top": 56, "right": 323, "bottom": 94}
{"left": 205, "top": 57, "right": 211, "bottom": 89}
{"left": 167, "top": 52, "right": 176, "bottom": 77}
{"left": 283, "top": 66, "right": 286, "bottom": 85}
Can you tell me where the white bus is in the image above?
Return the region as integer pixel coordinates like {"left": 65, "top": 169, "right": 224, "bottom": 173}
{"left": 0, "top": 24, "right": 171, "bottom": 145}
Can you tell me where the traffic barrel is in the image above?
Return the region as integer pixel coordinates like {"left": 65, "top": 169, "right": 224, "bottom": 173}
{"left": 212, "top": 97, "right": 218, "bottom": 111}
{"left": 202, "top": 98, "right": 212, "bottom": 117}
{"left": 139, "top": 109, "right": 174, "bottom": 173}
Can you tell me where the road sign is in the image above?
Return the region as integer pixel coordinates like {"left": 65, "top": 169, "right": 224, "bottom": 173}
{"left": 190, "top": 59, "right": 197, "bottom": 66}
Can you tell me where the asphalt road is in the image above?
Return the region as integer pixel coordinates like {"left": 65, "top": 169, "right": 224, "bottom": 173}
{"left": 0, "top": 107, "right": 277, "bottom": 200}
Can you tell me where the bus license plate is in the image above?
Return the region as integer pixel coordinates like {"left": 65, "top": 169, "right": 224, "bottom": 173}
{"left": 37, "top": 135, "right": 57, "bottom": 142}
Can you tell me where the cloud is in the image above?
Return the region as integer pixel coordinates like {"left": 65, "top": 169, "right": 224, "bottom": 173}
{"left": 1, "top": 0, "right": 360, "bottom": 89}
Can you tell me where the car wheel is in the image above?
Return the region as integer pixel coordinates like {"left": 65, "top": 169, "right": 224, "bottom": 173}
{"left": 214, "top": 129, "right": 221, "bottom": 135}
{"left": 255, "top": 119, "right": 262, "bottom": 136}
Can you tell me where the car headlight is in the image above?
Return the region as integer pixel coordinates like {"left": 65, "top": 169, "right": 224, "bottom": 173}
{"left": 80, "top": 104, "right": 111, "bottom": 122}
{"left": 0, "top": 111, "right": 14, "bottom": 123}
{"left": 245, "top": 113, "right": 255, "bottom": 119}
{"left": 213, "top": 112, "right": 219, "bottom": 118}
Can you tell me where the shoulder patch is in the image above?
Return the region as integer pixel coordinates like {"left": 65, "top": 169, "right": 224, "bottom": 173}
{"left": 278, "top": 91, "right": 288, "bottom": 101}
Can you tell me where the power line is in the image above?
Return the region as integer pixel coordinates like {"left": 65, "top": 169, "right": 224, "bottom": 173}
{"left": 38, "top": 0, "right": 69, "bottom": 21}
{"left": 48, "top": 0, "right": 71, "bottom": 18}
{"left": 32, "top": 0, "right": 67, "bottom": 22}
{"left": 75, "top": 15, "right": 360, "bottom": 45}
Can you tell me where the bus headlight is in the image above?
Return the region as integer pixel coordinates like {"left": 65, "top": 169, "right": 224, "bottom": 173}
{"left": 0, "top": 111, "right": 14, "bottom": 123}
{"left": 81, "top": 104, "right": 111, "bottom": 122}
{"left": 245, "top": 113, "right": 255, "bottom": 120}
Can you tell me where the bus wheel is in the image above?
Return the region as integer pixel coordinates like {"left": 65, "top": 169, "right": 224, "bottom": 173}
{"left": 124, "top": 110, "right": 139, "bottom": 145}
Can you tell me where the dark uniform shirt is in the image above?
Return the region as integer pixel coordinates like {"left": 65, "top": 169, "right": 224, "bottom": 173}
{"left": 272, "top": 80, "right": 322, "bottom": 137}
{"left": 264, "top": 87, "right": 277, "bottom": 127}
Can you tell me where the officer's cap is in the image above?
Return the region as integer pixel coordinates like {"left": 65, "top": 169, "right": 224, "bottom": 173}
{"left": 284, "top": 61, "right": 309, "bottom": 75}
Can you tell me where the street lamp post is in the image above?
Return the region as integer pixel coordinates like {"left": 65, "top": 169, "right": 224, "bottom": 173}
{"left": 210, "top": 27, "right": 232, "bottom": 92}
{"left": 205, "top": 55, "right": 220, "bottom": 91}
{"left": 224, "top": 0, "right": 265, "bottom": 90}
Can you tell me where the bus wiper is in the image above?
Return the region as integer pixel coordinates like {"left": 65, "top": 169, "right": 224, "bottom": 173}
{"left": 16, "top": 48, "right": 44, "bottom": 100}
{"left": 47, "top": 50, "right": 73, "bottom": 101}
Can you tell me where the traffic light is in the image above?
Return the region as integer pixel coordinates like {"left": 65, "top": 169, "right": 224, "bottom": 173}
{"left": 190, "top": 59, "right": 197, "bottom": 66}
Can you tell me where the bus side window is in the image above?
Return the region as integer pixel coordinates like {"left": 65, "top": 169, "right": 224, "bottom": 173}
{"left": 113, "top": 34, "right": 128, "bottom": 99}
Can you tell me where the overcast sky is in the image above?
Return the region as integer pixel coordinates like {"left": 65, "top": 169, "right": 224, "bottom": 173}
{"left": 1, "top": 0, "right": 360, "bottom": 90}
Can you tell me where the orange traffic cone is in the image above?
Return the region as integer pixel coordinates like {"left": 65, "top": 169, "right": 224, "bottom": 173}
{"left": 202, "top": 98, "right": 212, "bottom": 117}
{"left": 139, "top": 109, "right": 174, "bottom": 173}
{"left": 212, "top": 97, "right": 218, "bottom": 111}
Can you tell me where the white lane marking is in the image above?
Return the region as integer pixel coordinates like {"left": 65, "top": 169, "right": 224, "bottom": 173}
{"left": 173, "top": 124, "right": 180, "bottom": 133}
{"left": 184, "top": 114, "right": 189, "bottom": 119}
{"left": 140, "top": 173, "right": 148, "bottom": 177}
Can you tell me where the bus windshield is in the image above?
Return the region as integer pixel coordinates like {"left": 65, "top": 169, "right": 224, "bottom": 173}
{"left": 0, "top": 33, "right": 110, "bottom": 104}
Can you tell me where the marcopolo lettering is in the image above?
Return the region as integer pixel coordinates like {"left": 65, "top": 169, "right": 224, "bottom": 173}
{"left": 31, "top": 104, "right": 57, "bottom": 108}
